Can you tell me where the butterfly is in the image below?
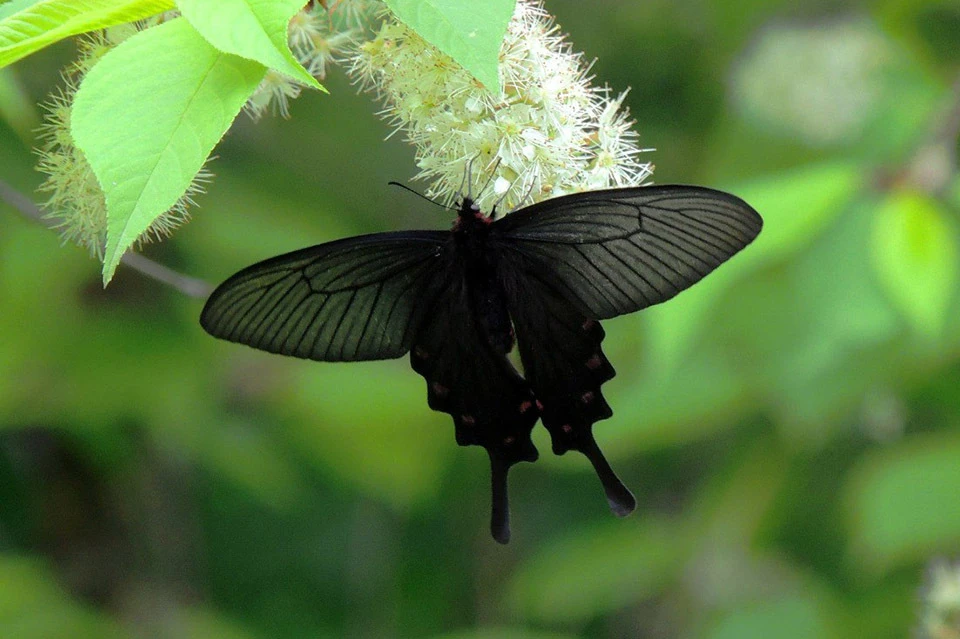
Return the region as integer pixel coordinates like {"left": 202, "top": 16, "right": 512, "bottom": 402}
{"left": 200, "top": 185, "right": 762, "bottom": 543}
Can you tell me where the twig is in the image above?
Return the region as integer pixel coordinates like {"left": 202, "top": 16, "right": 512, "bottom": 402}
{"left": 904, "top": 72, "right": 960, "bottom": 195}
{"left": 0, "top": 179, "right": 214, "bottom": 299}
{"left": 874, "top": 72, "right": 960, "bottom": 197}
{"left": 116, "top": 252, "right": 214, "bottom": 300}
{"left": 937, "top": 73, "right": 960, "bottom": 147}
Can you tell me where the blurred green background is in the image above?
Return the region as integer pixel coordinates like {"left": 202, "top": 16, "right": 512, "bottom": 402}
{"left": 2, "top": 0, "right": 960, "bottom": 637}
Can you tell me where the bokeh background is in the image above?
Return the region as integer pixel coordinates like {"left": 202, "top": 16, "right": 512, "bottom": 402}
{"left": 2, "top": 0, "right": 960, "bottom": 637}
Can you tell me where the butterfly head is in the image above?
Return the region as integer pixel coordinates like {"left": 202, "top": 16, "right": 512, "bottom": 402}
{"left": 459, "top": 196, "right": 481, "bottom": 213}
{"left": 454, "top": 197, "right": 491, "bottom": 224}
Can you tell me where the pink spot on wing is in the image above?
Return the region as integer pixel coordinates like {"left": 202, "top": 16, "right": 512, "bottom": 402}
{"left": 461, "top": 414, "right": 476, "bottom": 426}
{"left": 586, "top": 354, "right": 603, "bottom": 369}
{"left": 519, "top": 400, "right": 533, "bottom": 413}
{"left": 581, "top": 391, "right": 595, "bottom": 403}
{"left": 431, "top": 382, "right": 449, "bottom": 397}
{"left": 582, "top": 319, "right": 596, "bottom": 331}
{"left": 535, "top": 400, "right": 544, "bottom": 411}
{"left": 504, "top": 436, "right": 515, "bottom": 445}
{"left": 561, "top": 424, "right": 573, "bottom": 433}
{"left": 414, "top": 346, "right": 429, "bottom": 359}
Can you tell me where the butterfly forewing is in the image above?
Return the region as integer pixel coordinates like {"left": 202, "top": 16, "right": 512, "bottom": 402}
{"left": 200, "top": 232, "right": 448, "bottom": 361}
{"left": 491, "top": 185, "right": 763, "bottom": 319}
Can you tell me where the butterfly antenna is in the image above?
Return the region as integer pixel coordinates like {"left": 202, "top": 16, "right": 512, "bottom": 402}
{"left": 518, "top": 177, "right": 538, "bottom": 208}
{"left": 387, "top": 182, "right": 456, "bottom": 211}
{"left": 491, "top": 164, "right": 535, "bottom": 218}
{"left": 579, "top": 437, "right": 636, "bottom": 517}
{"left": 461, "top": 157, "right": 475, "bottom": 201}
{"left": 475, "top": 157, "right": 503, "bottom": 203}
{"left": 489, "top": 454, "right": 512, "bottom": 544}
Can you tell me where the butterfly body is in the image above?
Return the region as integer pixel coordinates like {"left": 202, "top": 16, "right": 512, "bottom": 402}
{"left": 201, "top": 185, "right": 763, "bottom": 543}
{"left": 450, "top": 201, "right": 515, "bottom": 355}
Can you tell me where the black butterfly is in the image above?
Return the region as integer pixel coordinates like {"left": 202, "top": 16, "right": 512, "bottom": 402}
{"left": 200, "top": 185, "right": 762, "bottom": 543}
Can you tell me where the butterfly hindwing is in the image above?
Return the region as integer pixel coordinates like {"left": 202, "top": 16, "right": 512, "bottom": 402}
{"left": 492, "top": 185, "right": 763, "bottom": 319}
{"left": 200, "top": 232, "right": 447, "bottom": 361}
{"left": 409, "top": 266, "right": 541, "bottom": 544}
{"left": 497, "top": 251, "right": 636, "bottom": 516}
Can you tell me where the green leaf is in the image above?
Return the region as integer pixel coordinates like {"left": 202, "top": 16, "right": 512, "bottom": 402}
{"left": 645, "top": 161, "right": 860, "bottom": 376}
{"left": 70, "top": 17, "right": 265, "bottom": 285}
{"left": 871, "top": 190, "right": 959, "bottom": 337}
{"left": 507, "top": 517, "right": 689, "bottom": 622}
{"left": 951, "top": 175, "right": 960, "bottom": 209}
{"left": 766, "top": 197, "right": 899, "bottom": 440}
{"left": 706, "top": 595, "right": 837, "bottom": 639}
{"left": 176, "top": 607, "right": 258, "bottom": 639}
{"left": 0, "top": 68, "right": 39, "bottom": 143}
{"left": 600, "top": 346, "right": 749, "bottom": 453}
{"left": 432, "top": 630, "right": 576, "bottom": 639}
{"left": 846, "top": 433, "right": 960, "bottom": 571}
{"left": 200, "top": 416, "right": 303, "bottom": 509}
{"left": 383, "top": 0, "right": 513, "bottom": 93}
{"left": 881, "top": 0, "right": 960, "bottom": 67}
{"left": 0, "top": 555, "right": 126, "bottom": 638}
{"left": 284, "top": 360, "right": 455, "bottom": 510}
{"left": 0, "top": 1, "right": 40, "bottom": 22}
{"left": 0, "top": 0, "right": 174, "bottom": 68}
{"left": 177, "top": 0, "right": 322, "bottom": 91}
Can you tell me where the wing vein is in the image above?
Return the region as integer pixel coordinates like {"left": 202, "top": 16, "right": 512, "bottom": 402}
{"left": 599, "top": 243, "right": 655, "bottom": 306}
{"left": 648, "top": 214, "right": 739, "bottom": 255}
{"left": 354, "top": 281, "right": 384, "bottom": 359}
{"left": 241, "top": 274, "right": 302, "bottom": 345}
{"left": 329, "top": 289, "right": 359, "bottom": 360}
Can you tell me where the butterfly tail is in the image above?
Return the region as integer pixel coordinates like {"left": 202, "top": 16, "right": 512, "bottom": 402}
{"left": 489, "top": 453, "right": 512, "bottom": 544}
{"left": 578, "top": 435, "right": 636, "bottom": 517}
{"left": 487, "top": 433, "right": 539, "bottom": 544}
{"left": 410, "top": 274, "right": 541, "bottom": 543}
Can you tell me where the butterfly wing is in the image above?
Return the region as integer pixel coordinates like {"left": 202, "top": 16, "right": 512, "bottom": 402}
{"left": 492, "top": 185, "right": 762, "bottom": 512}
{"left": 497, "top": 257, "right": 635, "bottom": 517}
{"left": 409, "top": 266, "right": 541, "bottom": 544}
{"left": 200, "top": 231, "right": 448, "bottom": 361}
{"left": 492, "top": 185, "right": 763, "bottom": 318}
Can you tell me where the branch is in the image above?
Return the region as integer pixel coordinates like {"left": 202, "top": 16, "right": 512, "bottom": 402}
{"left": 893, "top": 71, "right": 960, "bottom": 196}
{"left": 0, "top": 179, "right": 214, "bottom": 300}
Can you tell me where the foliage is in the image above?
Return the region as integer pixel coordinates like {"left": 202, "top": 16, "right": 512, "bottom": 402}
{"left": 381, "top": 0, "right": 513, "bottom": 92}
{"left": 0, "top": 0, "right": 507, "bottom": 282}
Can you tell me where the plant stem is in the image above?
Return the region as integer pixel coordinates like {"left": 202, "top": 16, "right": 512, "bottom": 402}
{"left": 0, "top": 179, "right": 213, "bottom": 299}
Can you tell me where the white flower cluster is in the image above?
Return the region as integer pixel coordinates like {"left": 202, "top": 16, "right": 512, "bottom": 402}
{"left": 245, "top": 0, "right": 374, "bottom": 119}
{"left": 350, "top": 0, "right": 652, "bottom": 212}
{"left": 730, "top": 19, "right": 892, "bottom": 147}
{"left": 37, "top": 21, "right": 201, "bottom": 258}
{"left": 38, "top": 0, "right": 650, "bottom": 257}
{"left": 919, "top": 559, "right": 960, "bottom": 639}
